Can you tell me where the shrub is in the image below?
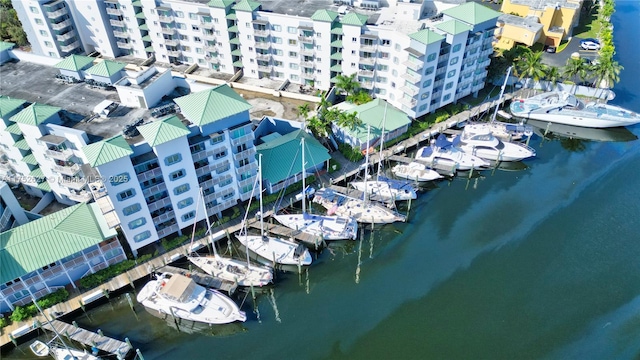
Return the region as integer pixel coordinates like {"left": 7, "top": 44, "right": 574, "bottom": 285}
{"left": 328, "top": 158, "right": 341, "bottom": 173}
{"left": 338, "top": 143, "right": 364, "bottom": 162}
{"left": 0, "top": 316, "right": 9, "bottom": 328}
{"left": 9, "top": 289, "right": 69, "bottom": 323}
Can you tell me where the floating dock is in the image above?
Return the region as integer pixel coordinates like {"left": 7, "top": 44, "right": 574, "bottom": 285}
{"left": 41, "top": 319, "right": 131, "bottom": 358}
{"left": 156, "top": 265, "right": 238, "bottom": 295}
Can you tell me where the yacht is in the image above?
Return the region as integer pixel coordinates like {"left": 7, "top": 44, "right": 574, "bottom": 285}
{"left": 391, "top": 162, "right": 443, "bottom": 182}
{"left": 188, "top": 255, "right": 273, "bottom": 287}
{"left": 349, "top": 176, "right": 417, "bottom": 202}
{"left": 136, "top": 272, "right": 246, "bottom": 325}
{"left": 463, "top": 120, "right": 533, "bottom": 142}
{"left": 510, "top": 91, "right": 640, "bottom": 128}
{"left": 451, "top": 124, "right": 536, "bottom": 162}
{"left": 312, "top": 187, "right": 406, "bottom": 224}
{"left": 527, "top": 119, "right": 638, "bottom": 142}
{"left": 415, "top": 134, "right": 490, "bottom": 171}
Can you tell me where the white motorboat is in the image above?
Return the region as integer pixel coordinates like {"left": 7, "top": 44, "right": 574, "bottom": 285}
{"left": 451, "top": 123, "right": 536, "bottom": 162}
{"left": 312, "top": 187, "right": 406, "bottom": 224}
{"left": 415, "top": 134, "right": 490, "bottom": 171}
{"left": 349, "top": 177, "right": 417, "bottom": 201}
{"left": 30, "top": 340, "right": 100, "bottom": 360}
{"left": 527, "top": 119, "right": 638, "bottom": 142}
{"left": 463, "top": 120, "right": 533, "bottom": 142}
{"left": 136, "top": 272, "right": 246, "bottom": 325}
{"left": 510, "top": 91, "right": 640, "bottom": 128}
{"left": 272, "top": 138, "right": 358, "bottom": 241}
{"left": 237, "top": 154, "right": 312, "bottom": 267}
{"left": 391, "top": 162, "right": 443, "bottom": 182}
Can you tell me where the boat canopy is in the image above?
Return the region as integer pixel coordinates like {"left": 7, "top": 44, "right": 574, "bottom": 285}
{"left": 435, "top": 134, "right": 452, "bottom": 148}
{"left": 160, "top": 274, "right": 196, "bottom": 302}
{"left": 420, "top": 146, "right": 433, "bottom": 157}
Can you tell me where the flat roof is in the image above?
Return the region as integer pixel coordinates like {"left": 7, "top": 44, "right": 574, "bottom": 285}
{"left": 259, "top": 0, "right": 379, "bottom": 21}
{"left": 509, "top": 0, "right": 581, "bottom": 10}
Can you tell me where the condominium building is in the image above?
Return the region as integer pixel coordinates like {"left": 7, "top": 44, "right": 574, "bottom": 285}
{"left": 12, "top": 0, "right": 500, "bottom": 118}
{"left": 0, "top": 182, "right": 29, "bottom": 232}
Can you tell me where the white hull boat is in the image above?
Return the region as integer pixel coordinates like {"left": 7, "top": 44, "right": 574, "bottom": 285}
{"left": 451, "top": 123, "right": 536, "bottom": 162}
{"left": 391, "top": 162, "right": 443, "bottom": 182}
{"left": 136, "top": 272, "right": 246, "bottom": 325}
{"left": 30, "top": 340, "right": 99, "bottom": 360}
{"left": 527, "top": 119, "right": 638, "bottom": 142}
{"left": 463, "top": 120, "right": 533, "bottom": 141}
{"left": 416, "top": 135, "right": 490, "bottom": 171}
{"left": 510, "top": 91, "right": 640, "bottom": 128}
{"left": 313, "top": 187, "right": 406, "bottom": 224}
{"left": 187, "top": 255, "right": 273, "bottom": 287}
{"left": 237, "top": 234, "right": 312, "bottom": 266}
{"left": 349, "top": 178, "right": 417, "bottom": 201}
{"left": 272, "top": 212, "right": 358, "bottom": 240}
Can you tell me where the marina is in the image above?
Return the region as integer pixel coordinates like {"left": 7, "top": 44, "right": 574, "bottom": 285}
{"left": 40, "top": 320, "right": 131, "bottom": 358}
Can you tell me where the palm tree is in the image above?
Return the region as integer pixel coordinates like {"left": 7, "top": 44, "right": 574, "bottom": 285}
{"left": 516, "top": 51, "right": 546, "bottom": 95}
{"left": 297, "top": 103, "right": 311, "bottom": 120}
{"left": 544, "top": 66, "right": 562, "bottom": 91}
{"left": 334, "top": 73, "right": 360, "bottom": 97}
{"left": 563, "top": 57, "right": 587, "bottom": 93}
{"left": 346, "top": 90, "right": 373, "bottom": 105}
{"left": 591, "top": 57, "right": 623, "bottom": 99}
{"left": 306, "top": 115, "right": 326, "bottom": 137}
{"left": 337, "top": 111, "right": 362, "bottom": 131}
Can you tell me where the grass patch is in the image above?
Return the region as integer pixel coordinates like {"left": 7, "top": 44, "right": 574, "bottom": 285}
{"left": 573, "top": 1, "right": 601, "bottom": 38}
{"left": 557, "top": 39, "right": 570, "bottom": 52}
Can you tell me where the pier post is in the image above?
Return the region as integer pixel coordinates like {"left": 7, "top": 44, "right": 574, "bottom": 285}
{"left": 73, "top": 320, "right": 79, "bottom": 329}
{"left": 136, "top": 349, "right": 145, "bottom": 360}
{"left": 97, "top": 329, "right": 103, "bottom": 336}
{"left": 9, "top": 334, "right": 17, "bottom": 347}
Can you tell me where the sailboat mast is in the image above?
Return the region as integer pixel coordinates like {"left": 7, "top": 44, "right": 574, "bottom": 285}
{"left": 301, "top": 137, "right": 306, "bottom": 215}
{"left": 200, "top": 187, "right": 218, "bottom": 257}
{"left": 31, "top": 295, "right": 75, "bottom": 356}
{"left": 363, "top": 125, "right": 371, "bottom": 204}
{"left": 377, "top": 102, "right": 388, "bottom": 179}
{"left": 491, "top": 66, "right": 512, "bottom": 123}
{"left": 259, "top": 153, "right": 264, "bottom": 238}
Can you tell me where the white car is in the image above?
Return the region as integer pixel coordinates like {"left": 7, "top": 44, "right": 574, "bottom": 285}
{"left": 580, "top": 41, "right": 600, "bottom": 51}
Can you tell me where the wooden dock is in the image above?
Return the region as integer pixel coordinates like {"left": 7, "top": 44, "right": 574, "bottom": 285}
{"left": 248, "top": 221, "right": 325, "bottom": 250}
{"left": 41, "top": 319, "right": 131, "bottom": 358}
{"left": 156, "top": 265, "right": 238, "bottom": 295}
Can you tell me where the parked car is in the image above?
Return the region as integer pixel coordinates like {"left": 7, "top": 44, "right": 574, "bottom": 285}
{"left": 580, "top": 40, "right": 601, "bottom": 50}
{"left": 581, "top": 38, "right": 600, "bottom": 45}
{"left": 544, "top": 45, "right": 557, "bottom": 53}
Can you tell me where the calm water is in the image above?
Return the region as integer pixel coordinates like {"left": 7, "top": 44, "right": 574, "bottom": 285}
{"left": 8, "top": 3, "right": 640, "bottom": 359}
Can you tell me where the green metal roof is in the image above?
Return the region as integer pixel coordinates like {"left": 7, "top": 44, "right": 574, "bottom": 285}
{"left": 135, "top": 12, "right": 146, "bottom": 19}
{"left": 231, "top": 49, "right": 242, "bottom": 56}
{"left": 331, "top": 39, "right": 342, "bottom": 47}
{"left": 0, "top": 41, "right": 15, "bottom": 52}
{"left": 436, "top": 19, "right": 473, "bottom": 35}
{"left": 330, "top": 64, "right": 342, "bottom": 72}
{"left": 341, "top": 12, "right": 368, "bottom": 26}
{"left": 22, "top": 152, "right": 38, "bottom": 165}
{"left": 138, "top": 115, "right": 190, "bottom": 147}
{"left": 36, "top": 181, "right": 51, "bottom": 192}
{"left": 0, "top": 96, "right": 26, "bottom": 120}
{"left": 132, "top": 0, "right": 142, "bottom": 5}
{"left": 82, "top": 135, "right": 133, "bottom": 167}
{"left": 173, "top": 84, "right": 251, "bottom": 127}
{"left": 233, "top": 0, "right": 260, "bottom": 12}
{"left": 330, "top": 52, "right": 342, "bottom": 60}
{"left": 331, "top": 26, "right": 343, "bottom": 35}
{"left": 229, "top": 37, "right": 240, "bottom": 44}
{"left": 311, "top": 9, "right": 338, "bottom": 23}
{"left": 233, "top": 60, "right": 244, "bottom": 67}
{"left": 0, "top": 203, "right": 117, "bottom": 284}
{"left": 54, "top": 54, "right": 94, "bottom": 71}
{"left": 4, "top": 122, "right": 21, "bottom": 135}
{"left": 228, "top": 25, "right": 239, "bottom": 32}
{"left": 139, "top": 23, "right": 149, "bottom": 30}
{"left": 256, "top": 130, "right": 330, "bottom": 185}
{"left": 226, "top": 12, "right": 237, "bottom": 20}
{"left": 10, "top": 102, "right": 61, "bottom": 126}
{"left": 409, "top": 29, "right": 445, "bottom": 45}
{"left": 145, "top": 46, "right": 155, "bottom": 52}
{"left": 85, "top": 60, "right": 126, "bottom": 77}
{"left": 340, "top": 98, "right": 412, "bottom": 143}
{"left": 142, "top": 35, "right": 151, "bottom": 41}
{"left": 208, "top": 0, "right": 234, "bottom": 8}
{"left": 442, "top": 2, "right": 501, "bottom": 26}
{"left": 13, "top": 138, "right": 29, "bottom": 150}
{"left": 30, "top": 167, "right": 44, "bottom": 177}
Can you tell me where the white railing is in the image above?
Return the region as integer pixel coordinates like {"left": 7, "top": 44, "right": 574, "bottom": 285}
{"left": 52, "top": 163, "right": 80, "bottom": 176}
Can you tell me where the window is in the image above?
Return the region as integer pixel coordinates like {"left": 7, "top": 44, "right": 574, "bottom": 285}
{"left": 123, "top": 203, "right": 142, "bottom": 215}
{"left": 110, "top": 172, "right": 130, "bottom": 186}
{"left": 381, "top": 39, "right": 390, "bottom": 46}
{"left": 443, "top": 94, "right": 451, "bottom": 101}
{"left": 189, "top": 13, "right": 198, "bottom": 20}
{"left": 173, "top": 183, "right": 190, "bottom": 195}
{"left": 192, "top": 25, "right": 200, "bottom": 31}
{"left": 176, "top": 23, "right": 186, "bottom": 30}
{"left": 175, "top": 11, "right": 184, "bottom": 18}
{"left": 380, "top": 52, "right": 389, "bottom": 59}
{"left": 164, "top": 153, "right": 182, "bottom": 166}
{"left": 421, "top": 92, "right": 430, "bottom": 99}
{"left": 35, "top": 18, "right": 43, "bottom": 25}
{"left": 219, "top": 178, "right": 232, "bottom": 187}
{"left": 275, "top": 49, "right": 283, "bottom": 56}
{"left": 289, "top": 51, "right": 297, "bottom": 57}
{"left": 445, "top": 82, "right": 454, "bottom": 90}
{"left": 422, "top": 80, "right": 432, "bottom": 88}
{"left": 273, "top": 25, "right": 281, "bottom": 31}
{"left": 316, "top": 32, "right": 321, "bottom": 38}
{"left": 287, "top": 26, "right": 296, "bottom": 33}
{"left": 290, "top": 74, "right": 299, "bottom": 81}
{"left": 196, "top": 48, "right": 203, "bottom": 54}
{"left": 214, "top": 150, "right": 227, "bottom": 159}
{"left": 376, "top": 77, "right": 387, "bottom": 83}
{"left": 39, "top": 30, "right": 47, "bottom": 36}
{"left": 449, "top": 57, "right": 459, "bottom": 65}
{"left": 133, "top": 231, "right": 151, "bottom": 243}
{"left": 117, "top": 188, "right": 136, "bottom": 201}
{"left": 181, "top": 211, "right": 196, "bottom": 221}
{"left": 288, "top": 39, "right": 297, "bottom": 45}
{"left": 210, "top": 133, "right": 224, "bottom": 145}
{"left": 169, "top": 169, "right": 186, "bottom": 181}
{"left": 391, "top": 69, "right": 397, "bottom": 76}
{"left": 246, "top": 35, "right": 252, "bottom": 40}
{"left": 29, "top": 6, "right": 38, "bottom": 13}
{"left": 453, "top": 44, "right": 461, "bottom": 52}
{"left": 424, "top": 66, "right": 434, "bottom": 75}
{"left": 44, "top": 41, "right": 53, "bottom": 48}
{"left": 427, "top": 53, "right": 436, "bottom": 62}
{"left": 377, "top": 64, "right": 388, "bottom": 71}
{"left": 272, "top": 37, "right": 282, "bottom": 44}
{"left": 447, "top": 70, "right": 456, "bottom": 78}
{"left": 393, "top": 57, "right": 399, "bottom": 64}
{"left": 128, "top": 217, "right": 146, "bottom": 230}
{"left": 289, "top": 63, "right": 299, "bottom": 70}
{"left": 352, "top": 37, "right": 357, "bottom": 42}
{"left": 177, "top": 197, "right": 193, "bottom": 209}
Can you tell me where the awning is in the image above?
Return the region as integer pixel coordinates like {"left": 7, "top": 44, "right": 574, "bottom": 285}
{"left": 361, "top": 33, "right": 378, "bottom": 40}
{"left": 404, "top": 47, "right": 424, "bottom": 57}
{"left": 298, "top": 25, "right": 314, "bottom": 30}
{"left": 39, "top": 134, "right": 66, "bottom": 145}
{"left": 253, "top": 19, "right": 269, "bottom": 25}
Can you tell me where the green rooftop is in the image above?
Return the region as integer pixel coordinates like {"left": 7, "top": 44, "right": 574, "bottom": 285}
{"left": 85, "top": 60, "right": 126, "bottom": 78}
{"left": 54, "top": 54, "right": 94, "bottom": 72}
{"left": 233, "top": 0, "right": 260, "bottom": 12}
{"left": 139, "top": 23, "right": 149, "bottom": 30}
{"left": 22, "top": 152, "right": 38, "bottom": 165}
{"left": 4, "top": 122, "right": 21, "bottom": 135}
{"left": 409, "top": 29, "right": 445, "bottom": 45}
{"left": 0, "top": 203, "right": 117, "bottom": 284}
{"left": 138, "top": 115, "right": 190, "bottom": 147}
{"left": 10, "top": 103, "right": 61, "bottom": 126}
{"left": 338, "top": 99, "right": 412, "bottom": 143}
{"left": 0, "top": 41, "right": 15, "bottom": 52}
{"left": 173, "top": 84, "right": 251, "bottom": 127}
{"left": 37, "top": 181, "right": 51, "bottom": 192}
{"left": 311, "top": 9, "right": 338, "bottom": 23}
{"left": 0, "top": 96, "right": 26, "bottom": 120}
{"left": 30, "top": 167, "right": 44, "bottom": 178}
{"left": 257, "top": 130, "right": 330, "bottom": 185}
{"left": 208, "top": 0, "right": 234, "bottom": 8}
{"left": 331, "top": 26, "right": 343, "bottom": 35}
{"left": 82, "top": 135, "right": 133, "bottom": 167}
{"left": 442, "top": 2, "right": 501, "bottom": 26}
{"left": 341, "top": 12, "right": 368, "bottom": 26}
{"left": 436, "top": 19, "right": 473, "bottom": 35}
{"left": 13, "top": 138, "right": 29, "bottom": 150}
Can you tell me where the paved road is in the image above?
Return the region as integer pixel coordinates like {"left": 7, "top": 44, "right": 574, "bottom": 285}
{"left": 541, "top": 36, "right": 600, "bottom": 68}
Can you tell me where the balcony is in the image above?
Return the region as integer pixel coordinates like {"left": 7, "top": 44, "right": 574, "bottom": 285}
{"left": 233, "top": 147, "right": 256, "bottom": 162}
{"left": 398, "top": 96, "right": 417, "bottom": 108}
{"left": 60, "top": 177, "right": 87, "bottom": 191}
{"left": 142, "top": 182, "right": 167, "bottom": 198}
{"left": 52, "top": 163, "right": 80, "bottom": 176}
{"left": 298, "top": 35, "right": 314, "bottom": 43}
{"left": 106, "top": 7, "right": 122, "bottom": 16}
{"left": 399, "top": 84, "right": 420, "bottom": 96}
{"left": 47, "top": 8, "right": 68, "bottom": 19}
{"left": 257, "top": 64, "right": 271, "bottom": 71}
{"left": 191, "top": 148, "right": 214, "bottom": 162}
{"left": 136, "top": 166, "right": 162, "bottom": 182}
{"left": 361, "top": 81, "right": 374, "bottom": 89}
{"left": 161, "top": 27, "right": 176, "bottom": 35}
{"left": 254, "top": 29, "right": 269, "bottom": 36}
{"left": 301, "top": 61, "right": 314, "bottom": 68}
{"left": 56, "top": 32, "right": 75, "bottom": 42}
{"left": 200, "top": 21, "right": 214, "bottom": 30}
{"left": 67, "top": 190, "right": 92, "bottom": 203}
{"left": 147, "top": 196, "right": 171, "bottom": 213}
{"left": 255, "top": 42, "right": 270, "bottom": 50}
{"left": 158, "top": 15, "right": 174, "bottom": 23}
{"left": 113, "top": 30, "right": 128, "bottom": 38}
{"left": 51, "top": 19, "right": 72, "bottom": 30}
{"left": 167, "top": 50, "right": 182, "bottom": 57}
{"left": 358, "top": 69, "right": 374, "bottom": 77}
{"left": 402, "top": 60, "right": 423, "bottom": 72}
{"left": 204, "top": 43, "right": 217, "bottom": 51}
{"left": 256, "top": 53, "right": 270, "bottom": 61}
{"left": 237, "top": 176, "right": 255, "bottom": 190}
{"left": 202, "top": 33, "right": 216, "bottom": 41}
{"left": 195, "top": 163, "right": 214, "bottom": 177}
{"left": 45, "top": 148, "right": 73, "bottom": 161}
{"left": 157, "top": 224, "right": 179, "bottom": 239}
{"left": 231, "top": 133, "right": 254, "bottom": 147}
{"left": 152, "top": 210, "right": 175, "bottom": 225}
{"left": 109, "top": 19, "right": 124, "bottom": 27}
{"left": 401, "top": 72, "right": 421, "bottom": 83}
{"left": 360, "top": 57, "right": 376, "bottom": 65}
{"left": 360, "top": 44, "right": 376, "bottom": 52}
{"left": 236, "top": 162, "right": 257, "bottom": 176}
{"left": 117, "top": 41, "right": 133, "bottom": 49}
{"left": 300, "top": 48, "right": 315, "bottom": 56}
{"left": 163, "top": 38, "right": 179, "bottom": 46}
{"left": 206, "top": 56, "right": 219, "bottom": 64}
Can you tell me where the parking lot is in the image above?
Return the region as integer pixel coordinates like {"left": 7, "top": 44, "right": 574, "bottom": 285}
{"left": 541, "top": 36, "right": 600, "bottom": 68}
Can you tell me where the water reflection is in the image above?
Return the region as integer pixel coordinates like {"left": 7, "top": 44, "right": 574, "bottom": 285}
{"left": 528, "top": 119, "right": 638, "bottom": 143}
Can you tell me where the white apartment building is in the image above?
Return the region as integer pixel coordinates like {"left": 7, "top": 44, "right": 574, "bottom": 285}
{"left": 81, "top": 84, "right": 258, "bottom": 254}
{"left": 12, "top": 0, "right": 500, "bottom": 118}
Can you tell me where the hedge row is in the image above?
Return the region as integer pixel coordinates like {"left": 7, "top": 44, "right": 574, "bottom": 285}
{"left": 78, "top": 253, "right": 153, "bottom": 290}
{"left": 7, "top": 288, "right": 69, "bottom": 324}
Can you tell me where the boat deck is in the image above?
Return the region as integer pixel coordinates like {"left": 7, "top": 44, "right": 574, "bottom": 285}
{"left": 247, "top": 221, "right": 326, "bottom": 250}
{"left": 157, "top": 265, "right": 238, "bottom": 294}
{"left": 41, "top": 319, "right": 131, "bottom": 358}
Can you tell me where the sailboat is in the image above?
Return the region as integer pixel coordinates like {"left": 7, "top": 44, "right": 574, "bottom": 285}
{"left": 313, "top": 127, "right": 407, "bottom": 224}
{"left": 349, "top": 107, "right": 417, "bottom": 202}
{"left": 236, "top": 154, "right": 313, "bottom": 267}
{"left": 272, "top": 137, "right": 358, "bottom": 240}
{"left": 187, "top": 188, "right": 273, "bottom": 287}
